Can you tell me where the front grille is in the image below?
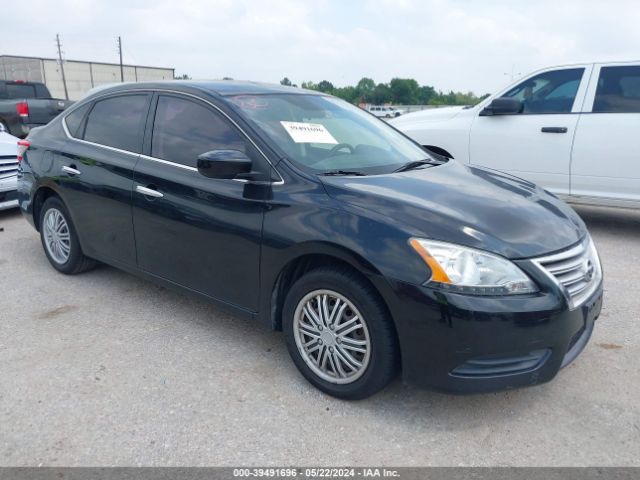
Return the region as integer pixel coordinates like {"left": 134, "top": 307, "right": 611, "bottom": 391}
{"left": 0, "top": 155, "right": 18, "bottom": 180}
{"left": 451, "top": 349, "right": 551, "bottom": 377}
{"left": 532, "top": 237, "right": 602, "bottom": 310}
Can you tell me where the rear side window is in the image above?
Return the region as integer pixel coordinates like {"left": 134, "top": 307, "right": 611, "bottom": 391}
{"left": 64, "top": 103, "right": 91, "bottom": 138}
{"left": 151, "top": 95, "right": 245, "bottom": 167}
{"left": 84, "top": 95, "right": 148, "bottom": 152}
{"left": 503, "top": 68, "right": 584, "bottom": 114}
{"left": 594, "top": 66, "right": 640, "bottom": 113}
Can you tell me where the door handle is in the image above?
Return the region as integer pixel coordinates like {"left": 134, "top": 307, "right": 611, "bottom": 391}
{"left": 135, "top": 185, "right": 164, "bottom": 198}
{"left": 541, "top": 127, "right": 568, "bottom": 133}
{"left": 62, "top": 165, "right": 81, "bottom": 175}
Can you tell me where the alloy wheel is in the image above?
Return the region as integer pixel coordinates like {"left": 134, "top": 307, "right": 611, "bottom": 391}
{"left": 43, "top": 208, "right": 71, "bottom": 264}
{"left": 293, "top": 289, "right": 371, "bottom": 384}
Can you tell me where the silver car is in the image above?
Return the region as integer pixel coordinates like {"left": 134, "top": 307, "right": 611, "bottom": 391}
{"left": 0, "top": 123, "right": 19, "bottom": 210}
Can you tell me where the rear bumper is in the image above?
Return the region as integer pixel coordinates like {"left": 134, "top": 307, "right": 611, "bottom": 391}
{"left": 387, "top": 278, "right": 603, "bottom": 394}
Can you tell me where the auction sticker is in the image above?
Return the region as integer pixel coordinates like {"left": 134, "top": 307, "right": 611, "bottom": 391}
{"left": 280, "top": 121, "right": 338, "bottom": 144}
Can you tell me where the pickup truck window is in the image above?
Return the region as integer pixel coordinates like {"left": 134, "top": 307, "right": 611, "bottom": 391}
{"left": 6, "top": 84, "right": 36, "bottom": 99}
{"left": 503, "top": 68, "right": 584, "bottom": 114}
{"left": 593, "top": 66, "right": 640, "bottom": 113}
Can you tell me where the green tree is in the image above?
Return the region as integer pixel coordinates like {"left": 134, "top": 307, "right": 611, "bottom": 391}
{"left": 389, "top": 78, "right": 420, "bottom": 104}
{"left": 174, "top": 73, "right": 191, "bottom": 80}
{"left": 280, "top": 77, "right": 293, "bottom": 86}
{"left": 371, "top": 83, "right": 392, "bottom": 104}
{"left": 333, "top": 86, "right": 357, "bottom": 103}
{"left": 355, "top": 77, "right": 376, "bottom": 103}
{"left": 417, "top": 85, "right": 436, "bottom": 104}
{"left": 316, "top": 80, "right": 335, "bottom": 93}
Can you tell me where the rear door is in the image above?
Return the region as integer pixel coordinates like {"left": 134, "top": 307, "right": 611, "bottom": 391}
{"left": 58, "top": 92, "right": 150, "bottom": 266}
{"left": 132, "top": 93, "right": 269, "bottom": 311}
{"left": 570, "top": 63, "right": 640, "bottom": 205}
{"left": 469, "top": 65, "right": 591, "bottom": 195}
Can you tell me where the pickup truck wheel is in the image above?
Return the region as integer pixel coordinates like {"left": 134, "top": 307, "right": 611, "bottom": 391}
{"left": 39, "top": 196, "right": 96, "bottom": 274}
{"left": 283, "top": 267, "right": 399, "bottom": 400}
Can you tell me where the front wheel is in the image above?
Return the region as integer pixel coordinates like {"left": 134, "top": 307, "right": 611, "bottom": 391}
{"left": 283, "top": 267, "right": 399, "bottom": 399}
{"left": 39, "top": 196, "right": 96, "bottom": 274}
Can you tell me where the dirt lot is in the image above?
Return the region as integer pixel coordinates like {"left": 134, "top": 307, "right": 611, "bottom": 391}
{"left": 0, "top": 205, "right": 638, "bottom": 466}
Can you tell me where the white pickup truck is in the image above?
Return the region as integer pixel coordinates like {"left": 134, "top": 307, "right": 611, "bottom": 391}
{"left": 391, "top": 61, "right": 640, "bottom": 209}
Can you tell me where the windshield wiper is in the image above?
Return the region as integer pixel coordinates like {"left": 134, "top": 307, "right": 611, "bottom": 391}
{"left": 320, "top": 170, "right": 367, "bottom": 176}
{"left": 392, "top": 159, "right": 443, "bottom": 173}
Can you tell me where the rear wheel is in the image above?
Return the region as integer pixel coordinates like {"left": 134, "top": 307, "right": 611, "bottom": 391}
{"left": 39, "top": 196, "right": 96, "bottom": 274}
{"left": 283, "top": 267, "right": 399, "bottom": 399}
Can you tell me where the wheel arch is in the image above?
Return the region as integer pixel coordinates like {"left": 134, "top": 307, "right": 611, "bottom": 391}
{"left": 32, "top": 185, "right": 61, "bottom": 231}
{"left": 264, "top": 243, "right": 399, "bottom": 338}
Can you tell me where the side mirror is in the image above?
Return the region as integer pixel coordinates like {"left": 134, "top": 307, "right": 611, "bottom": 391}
{"left": 479, "top": 97, "right": 523, "bottom": 116}
{"left": 197, "top": 149, "right": 252, "bottom": 179}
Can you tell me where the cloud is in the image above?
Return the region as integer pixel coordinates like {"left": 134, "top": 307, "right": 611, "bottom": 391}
{"left": 3, "top": 0, "right": 639, "bottom": 94}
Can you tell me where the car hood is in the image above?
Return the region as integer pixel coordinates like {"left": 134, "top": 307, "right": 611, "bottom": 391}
{"left": 0, "top": 132, "right": 18, "bottom": 154}
{"left": 389, "top": 106, "right": 467, "bottom": 127}
{"left": 320, "top": 161, "right": 586, "bottom": 259}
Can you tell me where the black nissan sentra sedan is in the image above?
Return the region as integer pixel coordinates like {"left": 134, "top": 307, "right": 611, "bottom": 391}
{"left": 17, "top": 81, "right": 603, "bottom": 399}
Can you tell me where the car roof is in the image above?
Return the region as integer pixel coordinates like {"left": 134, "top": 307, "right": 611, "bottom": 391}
{"left": 84, "top": 80, "right": 322, "bottom": 98}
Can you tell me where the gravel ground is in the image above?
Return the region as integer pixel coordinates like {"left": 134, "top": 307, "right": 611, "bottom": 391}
{"left": 0, "top": 204, "right": 639, "bottom": 466}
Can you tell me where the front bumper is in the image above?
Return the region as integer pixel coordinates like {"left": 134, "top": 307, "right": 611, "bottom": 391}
{"left": 0, "top": 175, "right": 18, "bottom": 210}
{"left": 386, "top": 277, "right": 603, "bottom": 394}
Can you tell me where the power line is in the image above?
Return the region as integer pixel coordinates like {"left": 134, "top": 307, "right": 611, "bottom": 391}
{"left": 55, "top": 33, "right": 69, "bottom": 100}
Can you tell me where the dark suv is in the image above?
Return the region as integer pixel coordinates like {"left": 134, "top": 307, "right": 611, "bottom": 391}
{"left": 17, "top": 81, "right": 603, "bottom": 399}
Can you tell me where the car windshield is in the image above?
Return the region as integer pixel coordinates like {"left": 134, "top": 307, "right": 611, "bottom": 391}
{"left": 227, "top": 94, "right": 430, "bottom": 175}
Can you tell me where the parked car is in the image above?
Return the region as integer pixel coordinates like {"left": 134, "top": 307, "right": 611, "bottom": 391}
{"left": 0, "top": 80, "right": 73, "bottom": 138}
{"left": 368, "top": 105, "right": 404, "bottom": 118}
{"left": 391, "top": 61, "right": 640, "bottom": 209}
{"left": 0, "top": 123, "right": 20, "bottom": 210}
{"left": 18, "top": 81, "right": 602, "bottom": 399}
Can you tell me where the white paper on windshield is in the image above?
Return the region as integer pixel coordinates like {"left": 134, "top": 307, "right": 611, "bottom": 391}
{"left": 280, "top": 121, "right": 338, "bottom": 144}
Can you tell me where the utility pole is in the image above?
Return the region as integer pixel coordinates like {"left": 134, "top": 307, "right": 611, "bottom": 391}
{"left": 504, "top": 64, "right": 521, "bottom": 82}
{"left": 55, "top": 34, "right": 69, "bottom": 100}
{"left": 117, "top": 36, "right": 124, "bottom": 82}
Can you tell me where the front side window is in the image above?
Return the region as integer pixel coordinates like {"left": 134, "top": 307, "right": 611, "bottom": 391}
{"left": 503, "top": 68, "right": 584, "bottom": 114}
{"left": 83, "top": 94, "right": 148, "bottom": 152}
{"left": 594, "top": 66, "right": 640, "bottom": 113}
{"left": 227, "top": 94, "right": 430, "bottom": 175}
{"left": 151, "top": 95, "right": 246, "bottom": 168}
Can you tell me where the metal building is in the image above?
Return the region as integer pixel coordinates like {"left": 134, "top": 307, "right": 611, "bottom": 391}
{"left": 0, "top": 55, "right": 175, "bottom": 101}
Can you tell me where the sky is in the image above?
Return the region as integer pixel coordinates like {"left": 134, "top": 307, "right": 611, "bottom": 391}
{"left": 2, "top": 0, "right": 639, "bottom": 94}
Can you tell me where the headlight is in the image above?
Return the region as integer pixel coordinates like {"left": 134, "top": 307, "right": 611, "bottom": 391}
{"left": 409, "top": 238, "right": 538, "bottom": 295}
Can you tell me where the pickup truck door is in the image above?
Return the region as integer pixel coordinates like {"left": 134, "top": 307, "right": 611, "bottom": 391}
{"left": 468, "top": 65, "right": 592, "bottom": 196}
{"left": 570, "top": 62, "right": 640, "bottom": 205}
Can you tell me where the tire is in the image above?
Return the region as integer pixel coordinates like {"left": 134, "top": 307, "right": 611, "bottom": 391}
{"left": 39, "top": 196, "right": 96, "bottom": 274}
{"left": 283, "top": 266, "right": 399, "bottom": 400}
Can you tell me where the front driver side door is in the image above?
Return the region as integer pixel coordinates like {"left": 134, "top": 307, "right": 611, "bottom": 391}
{"left": 469, "top": 65, "right": 591, "bottom": 195}
{"left": 132, "top": 93, "right": 270, "bottom": 312}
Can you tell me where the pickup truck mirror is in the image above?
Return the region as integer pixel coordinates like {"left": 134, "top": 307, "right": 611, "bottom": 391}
{"left": 197, "top": 149, "right": 253, "bottom": 179}
{"left": 479, "top": 97, "right": 523, "bottom": 116}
